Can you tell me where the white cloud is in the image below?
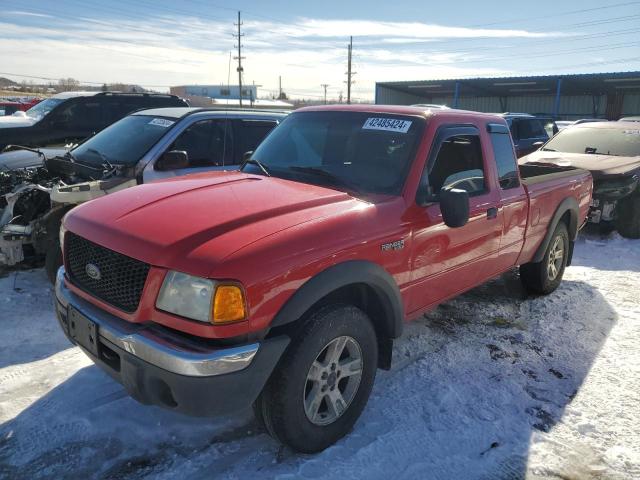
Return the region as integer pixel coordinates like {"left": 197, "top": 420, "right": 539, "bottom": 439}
{"left": 0, "top": 14, "right": 565, "bottom": 100}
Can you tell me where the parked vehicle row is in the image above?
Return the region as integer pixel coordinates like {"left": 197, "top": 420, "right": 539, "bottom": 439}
{"left": 0, "top": 108, "right": 285, "bottom": 279}
{"left": 0, "top": 98, "right": 41, "bottom": 117}
{"left": 53, "top": 105, "right": 592, "bottom": 452}
{"left": 520, "top": 121, "right": 640, "bottom": 238}
{"left": 0, "top": 91, "right": 188, "bottom": 150}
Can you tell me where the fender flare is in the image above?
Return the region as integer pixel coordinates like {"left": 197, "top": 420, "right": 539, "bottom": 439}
{"left": 270, "top": 260, "right": 404, "bottom": 339}
{"left": 532, "top": 197, "right": 579, "bottom": 264}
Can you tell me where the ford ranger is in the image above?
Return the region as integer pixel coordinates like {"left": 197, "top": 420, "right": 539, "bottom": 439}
{"left": 54, "top": 106, "right": 592, "bottom": 453}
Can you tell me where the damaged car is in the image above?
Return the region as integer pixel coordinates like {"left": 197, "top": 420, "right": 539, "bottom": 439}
{"left": 1, "top": 107, "right": 286, "bottom": 281}
{"left": 520, "top": 121, "right": 640, "bottom": 238}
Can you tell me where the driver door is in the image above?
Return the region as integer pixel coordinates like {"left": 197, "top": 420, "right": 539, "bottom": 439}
{"left": 406, "top": 124, "right": 504, "bottom": 315}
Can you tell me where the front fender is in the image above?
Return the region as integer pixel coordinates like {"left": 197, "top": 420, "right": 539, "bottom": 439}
{"left": 270, "top": 260, "right": 404, "bottom": 339}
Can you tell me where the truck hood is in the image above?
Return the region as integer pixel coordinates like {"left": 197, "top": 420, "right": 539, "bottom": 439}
{"left": 520, "top": 150, "right": 640, "bottom": 178}
{"left": 0, "top": 147, "right": 67, "bottom": 170}
{"left": 0, "top": 114, "right": 37, "bottom": 129}
{"left": 65, "top": 171, "right": 359, "bottom": 277}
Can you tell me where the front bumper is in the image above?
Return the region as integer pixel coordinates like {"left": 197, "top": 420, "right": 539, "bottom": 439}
{"left": 54, "top": 267, "right": 289, "bottom": 416}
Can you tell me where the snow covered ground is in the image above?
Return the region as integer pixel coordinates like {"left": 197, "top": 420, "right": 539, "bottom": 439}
{"left": 0, "top": 232, "right": 638, "bottom": 480}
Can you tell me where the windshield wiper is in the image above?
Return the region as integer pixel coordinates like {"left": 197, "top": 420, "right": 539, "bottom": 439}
{"left": 541, "top": 147, "right": 556, "bottom": 152}
{"left": 86, "top": 148, "right": 112, "bottom": 167}
{"left": 241, "top": 158, "right": 271, "bottom": 177}
{"left": 288, "top": 166, "right": 362, "bottom": 194}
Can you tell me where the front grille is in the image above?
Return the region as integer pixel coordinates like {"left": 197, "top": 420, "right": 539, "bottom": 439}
{"left": 65, "top": 232, "right": 150, "bottom": 313}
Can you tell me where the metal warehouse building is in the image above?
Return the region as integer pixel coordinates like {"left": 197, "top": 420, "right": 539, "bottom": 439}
{"left": 375, "top": 71, "right": 640, "bottom": 120}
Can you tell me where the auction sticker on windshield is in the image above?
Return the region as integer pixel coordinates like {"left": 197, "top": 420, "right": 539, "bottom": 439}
{"left": 148, "top": 118, "right": 175, "bottom": 128}
{"left": 363, "top": 117, "right": 412, "bottom": 133}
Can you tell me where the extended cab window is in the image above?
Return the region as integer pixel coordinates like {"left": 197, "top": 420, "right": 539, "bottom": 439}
{"left": 489, "top": 126, "right": 520, "bottom": 189}
{"left": 425, "top": 133, "right": 486, "bottom": 199}
{"left": 170, "top": 120, "right": 233, "bottom": 167}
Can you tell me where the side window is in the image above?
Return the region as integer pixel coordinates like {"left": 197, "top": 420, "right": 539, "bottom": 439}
{"left": 52, "top": 100, "right": 102, "bottom": 130}
{"left": 519, "top": 119, "right": 547, "bottom": 139}
{"left": 105, "top": 99, "right": 143, "bottom": 124}
{"left": 490, "top": 131, "right": 520, "bottom": 190}
{"left": 236, "top": 120, "right": 277, "bottom": 164}
{"left": 170, "top": 120, "right": 233, "bottom": 167}
{"left": 427, "top": 134, "right": 486, "bottom": 199}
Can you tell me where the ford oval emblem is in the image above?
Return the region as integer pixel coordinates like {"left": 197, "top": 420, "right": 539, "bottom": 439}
{"left": 85, "top": 263, "right": 101, "bottom": 281}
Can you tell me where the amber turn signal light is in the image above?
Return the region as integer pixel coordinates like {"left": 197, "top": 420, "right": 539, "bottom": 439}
{"left": 212, "top": 285, "right": 247, "bottom": 323}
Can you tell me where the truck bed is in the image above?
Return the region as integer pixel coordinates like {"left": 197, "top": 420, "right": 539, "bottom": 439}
{"left": 519, "top": 163, "right": 587, "bottom": 186}
{"left": 516, "top": 163, "right": 592, "bottom": 266}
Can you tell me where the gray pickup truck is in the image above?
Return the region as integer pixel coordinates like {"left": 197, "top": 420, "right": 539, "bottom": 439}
{"left": 0, "top": 108, "right": 287, "bottom": 280}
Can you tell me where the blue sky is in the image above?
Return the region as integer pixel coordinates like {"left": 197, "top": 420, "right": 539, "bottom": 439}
{"left": 2, "top": 0, "right": 639, "bottom": 100}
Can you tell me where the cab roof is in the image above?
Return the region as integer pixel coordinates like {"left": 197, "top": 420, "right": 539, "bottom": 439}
{"left": 296, "top": 103, "right": 505, "bottom": 122}
{"left": 132, "top": 107, "right": 289, "bottom": 120}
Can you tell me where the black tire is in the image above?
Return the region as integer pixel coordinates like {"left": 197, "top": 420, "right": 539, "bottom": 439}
{"left": 45, "top": 242, "right": 63, "bottom": 285}
{"left": 520, "top": 222, "right": 569, "bottom": 295}
{"left": 257, "top": 304, "right": 378, "bottom": 453}
{"left": 615, "top": 190, "right": 640, "bottom": 239}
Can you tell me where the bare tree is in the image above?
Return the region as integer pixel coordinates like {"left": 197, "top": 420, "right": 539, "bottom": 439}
{"left": 58, "top": 78, "right": 80, "bottom": 92}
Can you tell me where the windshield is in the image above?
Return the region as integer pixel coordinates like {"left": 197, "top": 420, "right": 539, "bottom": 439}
{"left": 25, "top": 97, "right": 65, "bottom": 121}
{"left": 71, "top": 115, "right": 176, "bottom": 166}
{"left": 543, "top": 126, "right": 640, "bottom": 157}
{"left": 248, "top": 111, "right": 424, "bottom": 195}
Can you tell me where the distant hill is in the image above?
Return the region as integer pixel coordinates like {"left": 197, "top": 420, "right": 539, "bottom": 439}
{"left": 0, "top": 77, "right": 18, "bottom": 87}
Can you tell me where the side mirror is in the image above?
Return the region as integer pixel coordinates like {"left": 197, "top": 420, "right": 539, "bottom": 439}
{"left": 156, "top": 150, "right": 189, "bottom": 171}
{"left": 440, "top": 187, "right": 469, "bottom": 228}
{"left": 243, "top": 150, "right": 254, "bottom": 163}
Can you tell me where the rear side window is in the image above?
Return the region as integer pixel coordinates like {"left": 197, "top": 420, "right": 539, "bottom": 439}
{"left": 517, "top": 119, "right": 547, "bottom": 139}
{"left": 427, "top": 134, "right": 486, "bottom": 199}
{"left": 236, "top": 120, "right": 277, "bottom": 163}
{"left": 490, "top": 130, "right": 520, "bottom": 189}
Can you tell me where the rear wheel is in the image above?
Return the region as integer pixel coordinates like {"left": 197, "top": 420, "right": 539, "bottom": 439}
{"left": 256, "top": 304, "right": 378, "bottom": 453}
{"left": 615, "top": 190, "right": 640, "bottom": 239}
{"left": 520, "top": 222, "right": 569, "bottom": 294}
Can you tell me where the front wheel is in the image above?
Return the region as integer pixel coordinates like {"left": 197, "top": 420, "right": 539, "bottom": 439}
{"left": 256, "top": 304, "right": 378, "bottom": 453}
{"left": 45, "top": 241, "right": 63, "bottom": 285}
{"left": 615, "top": 190, "right": 640, "bottom": 239}
{"left": 520, "top": 222, "right": 569, "bottom": 294}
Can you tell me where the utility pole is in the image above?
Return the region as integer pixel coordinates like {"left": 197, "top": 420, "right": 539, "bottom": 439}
{"left": 279, "top": 76, "right": 282, "bottom": 99}
{"left": 345, "top": 36, "right": 355, "bottom": 104}
{"left": 321, "top": 83, "right": 329, "bottom": 104}
{"left": 233, "top": 11, "right": 245, "bottom": 107}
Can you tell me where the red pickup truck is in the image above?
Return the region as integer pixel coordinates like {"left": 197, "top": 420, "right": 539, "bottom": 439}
{"left": 54, "top": 106, "right": 592, "bottom": 453}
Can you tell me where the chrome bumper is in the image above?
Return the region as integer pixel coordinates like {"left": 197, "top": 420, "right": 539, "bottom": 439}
{"left": 55, "top": 267, "right": 258, "bottom": 377}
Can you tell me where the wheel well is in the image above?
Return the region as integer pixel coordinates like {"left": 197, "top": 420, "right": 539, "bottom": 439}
{"left": 268, "top": 283, "right": 394, "bottom": 370}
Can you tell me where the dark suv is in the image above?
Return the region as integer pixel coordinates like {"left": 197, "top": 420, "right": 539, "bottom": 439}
{"left": 0, "top": 91, "right": 188, "bottom": 150}
{"left": 500, "top": 113, "right": 554, "bottom": 157}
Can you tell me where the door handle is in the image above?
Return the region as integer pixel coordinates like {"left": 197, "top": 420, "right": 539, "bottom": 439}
{"left": 487, "top": 207, "right": 499, "bottom": 219}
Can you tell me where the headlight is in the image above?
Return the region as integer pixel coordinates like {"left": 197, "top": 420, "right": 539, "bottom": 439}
{"left": 156, "top": 271, "right": 247, "bottom": 324}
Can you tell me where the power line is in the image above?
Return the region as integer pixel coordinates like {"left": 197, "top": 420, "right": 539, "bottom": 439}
{"left": 466, "top": 1, "right": 640, "bottom": 27}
